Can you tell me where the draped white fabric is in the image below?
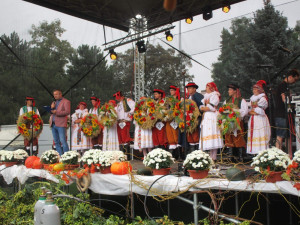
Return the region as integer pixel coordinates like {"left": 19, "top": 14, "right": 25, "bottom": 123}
{"left": 1, "top": 165, "right": 299, "bottom": 197}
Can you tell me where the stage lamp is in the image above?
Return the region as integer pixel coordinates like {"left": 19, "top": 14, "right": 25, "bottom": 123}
{"left": 136, "top": 40, "right": 147, "bottom": 53}
{"left": 185, "top": 16, "right": 193, "bottom": 24}
{"left": 109, "top": 49, "right": 117, "bottom": 60}
{"left": 222, "top": 1, "right": 231, "bottom": 13}
{"left": 165, "top": 31, "right": 173, "bottom": 42}
{"left": 203, "top": 7, "right": 213, "bottom": 21}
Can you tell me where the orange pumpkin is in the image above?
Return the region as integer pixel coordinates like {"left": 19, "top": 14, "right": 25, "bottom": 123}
{"left": 111, "top": 162, "right": 132, "bottom": 175}
{"left": 25, "top": 156, "right": 39, "bottom": 168}
{"left": 32, "top": 159, "right": 43, "bottom": 169}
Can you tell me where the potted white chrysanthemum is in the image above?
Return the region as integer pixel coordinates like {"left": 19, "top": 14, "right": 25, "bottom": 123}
{"left": 251, "top": 147, "right": 291, "bottom": 183}
{"left": 13, "top": 149, "right": 29, "bottom": 163}
{"left": 93, "top": 151, "right": 126, "bottom": 174}
{"left": 0, "top": 150, "right": 18, "bottom": 167}
{"left": 183, "top": 150, "right": 214, "bottom": 179}
{"left": 60, "top": 151, "right": 81, "bottom": 170}
{"left": 143, "top": 148, "right": 174, "bottom": 175}
{"left": 40, "top": 150, "right": 60, "bottom": 170}
{"left": 80, "top": 149, "right": 102, "bottom": 172}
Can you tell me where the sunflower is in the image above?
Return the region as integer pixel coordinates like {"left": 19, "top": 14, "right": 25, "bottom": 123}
{"left": 35, "top": 125, "right": 40, "bottom": 130}
{"left": 149, "top": 108, "right": 155, "bottom": 114}
{"left": 24, "top": 131, "right": 30, "bottom": 136}
{"left": 83, "top": 128, "right": 89, "bottom": 133}
{"left": 20, "top": 123, "right": 26, "bottom": 129}
{"left": 87, "top": 130, "right": 92, "bottom": 136}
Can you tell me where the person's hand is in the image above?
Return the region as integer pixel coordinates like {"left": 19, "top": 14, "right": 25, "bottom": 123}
{"left": 75, "top": 119, "right": 81, "bottom": 124}
{"left": 51, "top": 110, "right": 56, "bottom": 114}
{"left": 51, "top": 102, "right": 56, "bottom": 108}
{"left": 201, "top": 107, "right": 210, "bottom": 112}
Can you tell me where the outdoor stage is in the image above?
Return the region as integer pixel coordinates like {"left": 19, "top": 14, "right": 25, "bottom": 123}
{"left": 1, "top": 163, "right": 299, "bottom": 224}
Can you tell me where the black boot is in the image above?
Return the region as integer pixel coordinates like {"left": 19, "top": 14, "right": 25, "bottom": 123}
{"left": 178, "top": 147, "right": 186, "bottom": 162}
{"left": 238, "top": 148, "right": 245, "bottom": 163}
{"left": 172, "top": 148, "right": 179, "bottom": 160}
{"left": 187, "top": 145, "right": 196, "bottom": 155}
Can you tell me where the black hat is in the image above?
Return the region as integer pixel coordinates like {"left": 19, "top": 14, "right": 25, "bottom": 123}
{"left": 185, "top": 82, "right": 198, "bottom": 89}
{"left": 227, "top": 83, "right": 239, "bottom": 90}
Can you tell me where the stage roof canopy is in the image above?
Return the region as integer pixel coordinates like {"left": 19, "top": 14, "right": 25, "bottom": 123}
{"left": 24, "top": 0, "right": 245, "bottom": 32}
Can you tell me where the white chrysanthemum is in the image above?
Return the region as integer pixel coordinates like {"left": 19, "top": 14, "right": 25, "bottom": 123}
{"left": 183, "top": 150, "right": 213, "bottom": 170}
{"left": 143, "top": 148, "right": 174, "bottom": 169}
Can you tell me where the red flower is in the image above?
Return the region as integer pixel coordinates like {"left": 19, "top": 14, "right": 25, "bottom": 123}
{"left": 175, "top": 113, "right": 179, "bottom": 116}
{"left": 219, "top": 108, "right": 224, "bottom": 113}
{"left": 187, "top": 122, "right": 190, "bottom": 126}
{"left": 151, "top": 117, "right": 155, "bottom": 120}
{"left": 229, "top": 113, "right": 234, "bottom": 119}
{"left": 32, "top": 115, "right": 39, "bottom": 119}
{"left": 267, "top": 166, "right": 270, "bottom": 172}
{"left": 218, "top": 120, "right": 222, "bottom": 124}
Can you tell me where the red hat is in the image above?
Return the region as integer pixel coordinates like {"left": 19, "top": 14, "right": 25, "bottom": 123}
{"left": 90, "top": 96, "right": 101, "bottom": 107}
{"left": 185, "top": 82, "right": 198, "bottom": 89}
{"left": 253, "top": 80, "right": 266, "bottom": 93}
{"left": 169, "top": 85, "right": 180, "bottom": 100}
{"left": 153, "top": 89, "right": 166, "bottom": 98}
{"left": 113, "top": 91, "right": 123, "bottom": 101}
{"left": 26, "top": 96, "right": 35, "bottom": 107}
{"left": 76, "top": 101, "right": 87, "bottom": 109}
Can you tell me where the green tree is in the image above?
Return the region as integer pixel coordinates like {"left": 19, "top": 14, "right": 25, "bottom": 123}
{"left": 0, "top": 32, "right": 32, "bottom": 124}
{"left": 111, "top": 43, "right": 194, "bottom": 98}
{"left": 212, "top": 4, "right": 299, "bottom": 99}
{"left": 66, "top": 44, "right": 113, "bottom": 111}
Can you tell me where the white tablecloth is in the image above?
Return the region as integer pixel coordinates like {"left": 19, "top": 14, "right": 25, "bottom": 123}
{"left": 0, "top": 165, "right": 59, "bottom": 184}
{"left": 1, "top": 165, "right": 299, "bottom": 197}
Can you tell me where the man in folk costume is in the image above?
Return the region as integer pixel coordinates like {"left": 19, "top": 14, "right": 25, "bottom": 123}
{"left": 224, "top": 84, "right": 248, "bottom": 162}
{"left": 185, "top": 82, "right": 203, "bottom": 153}
{"left": 71, "top": 102, "right": 92, "bottom": 154}
{"left": 166, "top": 85, "right": 181, "bottom": 159}
{"left": 247, "top": 80, "right": 271, "bottom": 155}
{"left": 19, "top": 97, "right": 40, "bottom": 155}
{"left": 113, "top": 91, "right": 135, "bottom": 155}
{"left": 152, "top": 89, "right": 168, "bottom": 149}
{"left": 89, "top": 96, "right": 103, "bottom": 149}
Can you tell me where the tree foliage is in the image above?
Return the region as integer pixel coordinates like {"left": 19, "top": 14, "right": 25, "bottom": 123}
{"left": 212, "top": 4, "right": 300, "bottom": 99}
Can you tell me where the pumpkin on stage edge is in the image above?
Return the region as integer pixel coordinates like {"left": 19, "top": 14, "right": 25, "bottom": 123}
{"left": 25, "top": 156, "right": 39, "bottom": 168}
{"left": 111, "top": 162, "right": 132, "bottom": 175}
{"left": 32, "top": 158, "right": 43, "bottom": 169}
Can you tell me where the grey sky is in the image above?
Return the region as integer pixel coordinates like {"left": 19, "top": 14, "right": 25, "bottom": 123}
{"left": 1, "top": 0, "right": 299, "bottom": 91}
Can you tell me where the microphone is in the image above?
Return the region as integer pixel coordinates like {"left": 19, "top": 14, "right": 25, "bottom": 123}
{"left": 278, "top": 45, "right": 292, "bottom": 54}
{"left": 257, "top": 64, "right": 273, "bottom": 68}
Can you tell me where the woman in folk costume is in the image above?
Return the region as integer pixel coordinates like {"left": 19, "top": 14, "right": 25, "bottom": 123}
{"left": 89, "top": 96, "right": 103, "bottom": 149}
{"left": 247, "top": 80, "right": 271, "bottom": 154}
{"left": 224, "top": 84, "right": 248, "bottom": 162}
{"left": 134, "top": 97, "right": 154, "bottom": 157}
{"left": 71, "top": 102, "right": 92, "bottom": 154}
{"left": 102, "top": 100, "right": 120, "bottom": 151}
{"left": 199, "top": 82, "right": 223, "bottom": 161}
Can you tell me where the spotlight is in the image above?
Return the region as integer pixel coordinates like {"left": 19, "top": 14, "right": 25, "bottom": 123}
{"left": 185, "top": 16, "right": 193, "bottom": 24}
{"left": 136, "top": 40, "right": 147, "bottom": 53}
{"left": 222, "top": 1, "right": 231, "bottom": 13}
{"left": 165, "top": 31, "right": 173, "bottom": 42}
{"left": 203, "top": 6, "right": 212, "bottom": 21}
{"left": 109, "top": 49, "right": 117, "bottom": 60}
